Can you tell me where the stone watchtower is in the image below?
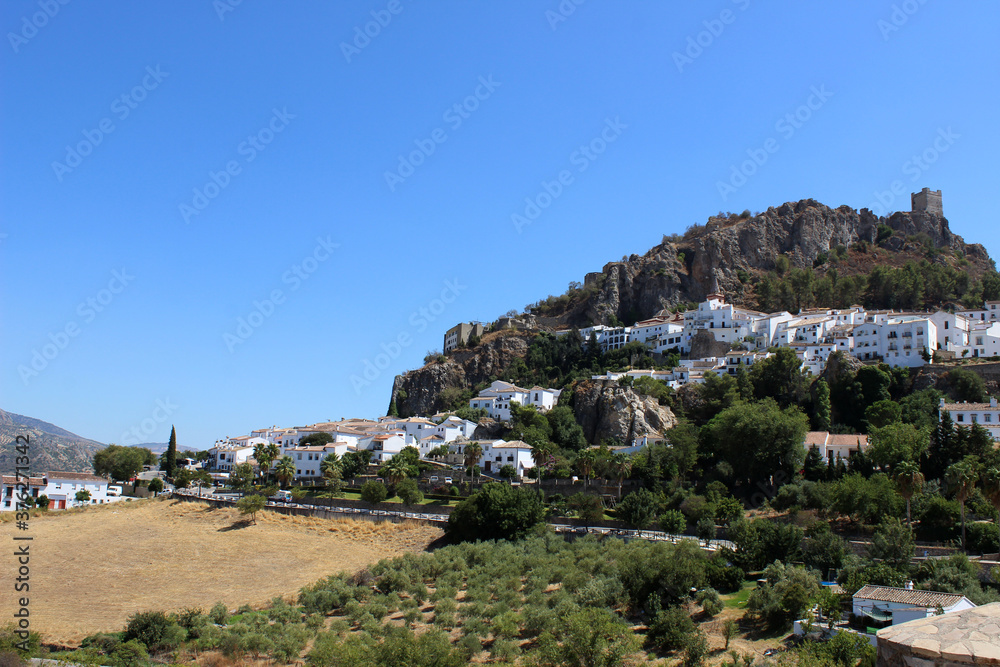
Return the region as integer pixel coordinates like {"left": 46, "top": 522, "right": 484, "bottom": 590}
{"left": 911, "top": 187, "right": 943, "bottom": 216}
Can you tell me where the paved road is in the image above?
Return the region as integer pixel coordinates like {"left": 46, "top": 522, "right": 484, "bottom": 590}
{"left": 172, "top": 490, "right": 733, "bottom": 550}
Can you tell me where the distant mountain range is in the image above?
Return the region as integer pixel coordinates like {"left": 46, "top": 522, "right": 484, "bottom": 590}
{"left": 0, "top": 409, "right": 105, "bottom": 474}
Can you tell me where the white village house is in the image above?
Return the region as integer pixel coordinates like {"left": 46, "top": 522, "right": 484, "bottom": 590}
{"left": 852, "top": 583, "right": 976, "bottom": 628}
{"left": 803, "top": 431, "right": 870, "bottom": 462}
{"left": 1, "top": 472, "right": 125, "bottom": 511}
{"left": 939, "top": 396, "right": 1000, "bottom": 441}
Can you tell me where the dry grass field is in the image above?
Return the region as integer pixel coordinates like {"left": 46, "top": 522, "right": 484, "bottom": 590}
{"left": 0, "top": 497, "right": 443, "bottom": 646}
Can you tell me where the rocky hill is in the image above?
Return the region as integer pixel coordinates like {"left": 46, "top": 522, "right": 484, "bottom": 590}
{"left": 0, "top": 409, "right": 104, "bottom": 474}
{"left": 389, "top": 198, "right": 997, "bottom": 432}
{"left": 531, "top": 200, "right": 993, "bottom": 327}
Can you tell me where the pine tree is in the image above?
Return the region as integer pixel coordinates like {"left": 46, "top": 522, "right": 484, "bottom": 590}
{"left": 163, "top": 425, "right": 178, "bottom": 478}
{"left": 814, "top": 379, "right": 832, "bottom": 431}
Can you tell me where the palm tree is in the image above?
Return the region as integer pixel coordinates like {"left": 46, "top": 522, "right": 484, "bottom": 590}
{"left": 894, "top": 461, "right": 925, "bottom": 530}
{"left": 274, "top": 456, "right": 296, "bottom": 489}
{"left": 946, "top": 459, "right": 978, "bottom": 551}
{"left": 981, "top": 467, "right": 1000, "bottom": 559}
{"left": 609, "top": 452, "right": 633, "bottom": 499}
{"left": 463, "top": 442, "right": 483, "bottom": 480}
{"left": 575, "top": 449, "right": 597, "bottom": 489}
{"left": 382, "top": 457, "right": 411, "bottom": 487}
{"left": 321, "top": 452, "right": 341, "bottom": 477}
{"left": 530, "top": 442, "right": 554, "bottom": 474}
{"left": 254, "top": 442, "right": 280, "bottom": 482}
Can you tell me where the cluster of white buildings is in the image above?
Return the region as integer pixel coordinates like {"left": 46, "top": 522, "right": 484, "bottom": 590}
{"left": 468, "top": 380, "right": 561, "bottom": 421}
{"left": 207, "top": 412, "right": 539, "bottom": 481}
{"left": 560, "top": 285, "right": 1000, "bottom": 377}
{"left": 1, "top": 471, "right": 125, "bottom": 512}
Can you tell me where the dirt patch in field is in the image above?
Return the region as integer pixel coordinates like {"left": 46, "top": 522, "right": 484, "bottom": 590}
{"left": 0, "top": 497, "right": 443, "bottom": 646}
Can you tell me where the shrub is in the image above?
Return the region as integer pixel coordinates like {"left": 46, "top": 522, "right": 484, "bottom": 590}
{"left": 208, "top": 602, "right": 229, "bottom": 625}
{"left": 615, "top": 488, "right": 657, "bottom": 529}
{"left": 107, "top": 639, "right": 148, "bottom": 667}
{"left": 646, "top": 606, "right": 696, "bottom": 650}
{"left": 447, "top": 483, "right": 546, "bottom": 542}
{"left": 360, "top": 480, "right": 388, "bottom": 505}
{"left": 122, "top": 611, "right": 185, "bottom": 652}
{"left": 659, "top": 509, "right": 686, "bottom": 534}
{"left": 697, "top": 588, "right": 723, "bottom": 617}
{"left": 706, "top": 555, "right": 745, "bottom": 593}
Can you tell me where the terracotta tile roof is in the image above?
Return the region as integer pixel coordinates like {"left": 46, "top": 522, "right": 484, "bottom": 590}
{"left": 1, "top": 475, "right": 47, "bottom": 487}
{"left": 46, "top": 471, "right": 106, "bottom": 483}
{"left": 854, "top": 585, "right": 967, "bottom": 608}
{"left": 942, "top": 402, "right": 1000, "bottom": 411}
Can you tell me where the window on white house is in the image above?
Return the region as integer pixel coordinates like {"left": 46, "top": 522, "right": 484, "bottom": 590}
{"left": 958, "top": 414, "right": 965, "bottom": 422}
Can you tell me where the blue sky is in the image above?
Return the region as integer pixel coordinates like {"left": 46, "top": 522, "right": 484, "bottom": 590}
{"left": 2, "top": 1, "right": 998, "bottom": 450}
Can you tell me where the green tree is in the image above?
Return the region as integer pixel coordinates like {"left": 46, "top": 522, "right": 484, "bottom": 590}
{"left": 814, "top": 378, "right": 832, "bottom": 431}
{"left": 123, "top": 610, "right": 183, "bottom": 652}
{"left": 615, "top": 488, "right": 656, "bottom": 530}
{"left": 147, "top": 477, "right": 163, "bottom": 496}
{"left": 947, "top": 367, "right": 987, "bottom": 403}
{"left": 746, "top": 561, "right": 821, "bottom": 631}
{"left": 395, "top": 478, "right": 423, "bottom": 506}
{"left": 722, "top": 618, "right": 738, "bottom": 651}
{"left": 660, "top": 509, "right": 686, "bottom": 534}
{"left": 498, "top": 464, "right": 517, "bottom": 482}
{"left": 299, "top": 432, "right": 334, "bottom": 447}
{"left": 162, "top": 425, "right": 178, "bottom": 478}
{"left": 339, "top": 450, "right": 371, "bottom": 479}
{"left": 574, "top": 448, "right": 598, "bottom": 488}
{"left": 894, "top": 461, "right": 925, "bottom": 529}
{"left": 462, "top": 442, "right": 483, "bottom": 476}
{"left": 236, "top": 494, "right": 266, "bottom": 524}
{"left": 540, "top": 607, "right": 639, "bottom": 667}
{"left": 253, "top": 441, "right": 280, "bottom": 482}
{"left": 274, "top": 456, "right": 296, "bottom": 489}
{"left": 546, "top": 405, "right": 587, "bottom": 450}
{"left": 865, "top": 399, "right": 902, "bottom": 429}
{"left": 696, "top": 517, "right": 717, "bottom": 545}
{"left": 869, "top": 423, "right": 930, "bottom": 472}
{"left": 608, "top": 452, "right": 633, "bottom": 499}
{"left": 381, "top": 456, "right": 412, "bottom": 487}
{"left": 361, "top": 480, "right": 388, "bottom": 506}
{"left": 93, "top": 444, "right": 151, "bottom": 482}
{"left": 230, "top": 462, "right": 255, "bottom": 496}
{"left": 946, "top": 459, "right": 979, "bottom": 551}
{"left": 75, "top": 489, "right": 91, "bottom": 506}
{"left": 447, "top": 482, "right": 545, "bottom": 542}
{"left": 982, "top": 467, "right": 1000, "bottom": 558}
{"left": 867, "top": 518, "right": 915, "bottom": 571}
{"left": 703, "top": 398, "right": 809, "bottom": 490}
{"left": 750, "top": 347, "right": 808, "bottom": 406}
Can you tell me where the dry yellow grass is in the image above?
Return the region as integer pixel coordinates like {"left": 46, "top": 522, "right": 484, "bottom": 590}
{"left": 0, "top": 497, "right": 443, "bottom": 646}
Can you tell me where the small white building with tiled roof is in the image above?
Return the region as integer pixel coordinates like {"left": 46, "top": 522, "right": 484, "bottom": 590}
{"left": 804, "top": 431, "right": 869, "bottom": 462}
{"left": 1, "top": 474, "right": 47, "bottom": 511}
{"left": 940, "top": 396, "right": 1000, "bottom": 441}
{"left": 853, "top": 584, "right": 975, "bottom": 627}
{"left": 42, "top": 471, "right": 123, "bottom": 510}
{"left": 469, "top": 380, "right": 561, "bottom": 421}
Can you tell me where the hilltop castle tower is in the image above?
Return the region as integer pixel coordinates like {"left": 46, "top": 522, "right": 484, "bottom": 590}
{"left": 911, "top": 187, "right": 943, "bottom": 216}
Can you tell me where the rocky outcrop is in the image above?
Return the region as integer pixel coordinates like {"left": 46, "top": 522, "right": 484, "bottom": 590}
{"left": 390, "top": 332, "right": 532, "bottom": 417}
{"left": 566, "top": 200, "right": 993, "bottom": 327}
{"left": 571, "top": 380, "right": 677, "bottom": 445}
{"left": 689, "top": 329, "right": 733, "bottom": 359}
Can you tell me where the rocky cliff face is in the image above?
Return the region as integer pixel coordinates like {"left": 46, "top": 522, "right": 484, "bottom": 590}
{"left": 570, "top": 200, "right": 993, "bottom": 327}
{"left": 571, "top": 380, "right": 677, "bottom": 445}
{"left": 390, "top": 332, "right": 532, "bottom": 417}
{"left": 389, "top": 198, "right": 995, "bottom": 433}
